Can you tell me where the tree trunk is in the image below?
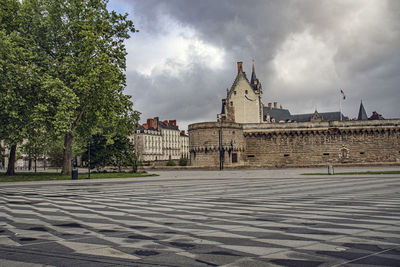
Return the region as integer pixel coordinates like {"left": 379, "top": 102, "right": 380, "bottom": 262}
{"left": 6, "top": 144, "right": 17, "bottom": 176}
{"left": 61, "top": 132, "right": 74, "bottom": 175}
{"left": 34, "top": 158, "right": 37, "bottom": 173}
{"left": 28, "top": 159, "right": 32, "bottom": 170}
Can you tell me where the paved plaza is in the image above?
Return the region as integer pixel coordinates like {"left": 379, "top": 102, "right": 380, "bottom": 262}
{"left": 0, "top": 167, "right": 400, "bottom": 266}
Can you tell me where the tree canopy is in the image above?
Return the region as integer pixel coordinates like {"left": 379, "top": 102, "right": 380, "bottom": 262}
{"left": 0, "top": 0, "right": 139, "bottom": 175}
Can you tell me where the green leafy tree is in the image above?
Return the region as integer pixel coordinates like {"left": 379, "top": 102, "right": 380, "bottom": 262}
{"left": 82, "top": 134, "right": 110, "bottom": 171}
{"left": 108, "top": 134, "right": 135, "bottom": 172}
{"left": 22, "top": 131, "right": 47, "bottom": 172}
{"left": 47, "top": 139, "right": 64, "bottom": 168}
{"left": 28, "top": 0, "right": 137, "bottom": 174}
{"left": 0, "top": 0, "right": 59, "bottom": 175}
{"left": 1, "top": 0, "right": 138, "bottom": 175}
{"left": 82, "top": 132, "right": 137, "bottom": 172}
{"left": 0, "top": 0, "right": 42, "bottom": 175}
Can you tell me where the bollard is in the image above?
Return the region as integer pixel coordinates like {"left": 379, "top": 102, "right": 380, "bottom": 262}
{"left": 328, "top": 165, "right": 334, "bottom": 175}
{"left": 72, "top": 169, "right": 78, "bottom": 180}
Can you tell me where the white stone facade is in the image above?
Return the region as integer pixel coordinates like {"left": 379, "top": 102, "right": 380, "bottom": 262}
{"left": 218, "top": 62, "right": 263, "bottom": 124}
{"left": 133, "top": 129, "right": 162, "bottom": 162}
{"left": 133, "top": 118, "right": 189, "bottom": 163}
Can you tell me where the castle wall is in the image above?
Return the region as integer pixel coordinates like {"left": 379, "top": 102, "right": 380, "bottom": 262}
{"left": 189, "top": 122, "right": 246, "bottom": 168}
{"left": 189, "top": 120, "right": 400, "bottom": 168}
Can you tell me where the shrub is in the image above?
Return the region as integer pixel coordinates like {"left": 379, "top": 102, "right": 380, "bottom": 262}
{"left": 166, "top": 160, "right": 176, "bottom": 166}
{"left": 179, "top": 157, "right": 188, "bottom": 166}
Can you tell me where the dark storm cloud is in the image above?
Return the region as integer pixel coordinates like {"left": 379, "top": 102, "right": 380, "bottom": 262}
{"left": 118, "top": 0, "right": 400, "bottom": 128}
{"left": 127, "top": 63, "right": 230, "bottom": 122}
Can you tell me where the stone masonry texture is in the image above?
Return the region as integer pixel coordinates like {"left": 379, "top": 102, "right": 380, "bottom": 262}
{"left": 189, "top": 120, "right": 400, "bottom": 168}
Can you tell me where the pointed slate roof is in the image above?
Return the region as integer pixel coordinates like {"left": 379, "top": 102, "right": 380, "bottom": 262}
{"left": 250, "top": 64, "right": 256, "bottom": 85}
{"left": 357, "top": 101, "right": 368, "bottom": 120}
{"left": 227, "top": 67, "right": 252, "bottom": 99}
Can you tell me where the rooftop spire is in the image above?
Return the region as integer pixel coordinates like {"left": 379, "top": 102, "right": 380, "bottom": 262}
{"left": 357, "top": 100, "right": 368, "bottom": 120}
{"left": 251, "top": 60, "right": 257, "bottom": 85}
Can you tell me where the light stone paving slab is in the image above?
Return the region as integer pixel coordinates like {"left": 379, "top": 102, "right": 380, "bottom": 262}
{"left": 0, "top": 236, "right": 21, "bottom": 247}
{"left": 301, "top": 243, "right": 349, "bottom": 252}
{"left": 59, "top": 241, "right": 141, "bottom": 260}
{"left": 220, "top": 245, "right": 287, "bottom": 256}
{"left": 0, "top": 167, "right": 400, "bottom": 266}
{"left": 0, "top": 259, "right": 55, "bottom": 267}
{"left": 257, "top": 239, "right": 317, "bottom": 248}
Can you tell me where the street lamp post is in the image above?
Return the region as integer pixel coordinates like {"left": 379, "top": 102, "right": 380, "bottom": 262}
{"left": 88, "top": 139, "right": 91, "bottom": 179}
{"left": 219, "top": 128, "right": 224, "bottom": 170}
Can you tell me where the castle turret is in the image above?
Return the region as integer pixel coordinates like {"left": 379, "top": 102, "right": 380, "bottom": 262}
{"left": 357, "top": 101, "right": 368, "bottom": 120}
{"left": 217, "top": 62, "right": 263, "bottom": 123}
{"left": 251, "top": 63, "right": 256, "bottom": 85}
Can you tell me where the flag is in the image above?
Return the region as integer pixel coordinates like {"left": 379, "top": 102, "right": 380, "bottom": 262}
{"left": 340, "top": 89, "right": 346, "bottom": 100}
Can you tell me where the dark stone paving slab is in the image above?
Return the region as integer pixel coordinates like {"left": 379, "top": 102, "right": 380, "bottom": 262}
{"left": 0, "top": 169, "right": 400, "bottom": 266}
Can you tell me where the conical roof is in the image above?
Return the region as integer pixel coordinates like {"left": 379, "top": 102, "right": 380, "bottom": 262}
{"left": 357, "top": 101, "right": 368, "bottom": 120}
{"left": 250, "top": 64, "right": 257, "bottom": 85}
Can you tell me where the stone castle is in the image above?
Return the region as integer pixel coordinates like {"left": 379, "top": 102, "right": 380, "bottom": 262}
{"left": 189, "top": 62, "right": 400, "bottom": 168}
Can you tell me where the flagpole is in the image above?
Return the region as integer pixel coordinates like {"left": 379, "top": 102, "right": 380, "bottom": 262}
{"left": 340, "top": 94, "right": 342, "bottom": 121}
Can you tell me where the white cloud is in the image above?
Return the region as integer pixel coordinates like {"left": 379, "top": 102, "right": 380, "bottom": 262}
{"left": 126, "top": 14, "right": 225, "bottom": 78}
{"left": 111, "top": 0, "right": 400, "bottom": 124}
{"left": 272, "top": 30, "right": 338, "bottom": 91}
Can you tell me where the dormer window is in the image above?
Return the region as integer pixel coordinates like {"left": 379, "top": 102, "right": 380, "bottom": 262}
{"left": 234, "top": 91, "right": 236, "bottom": 95}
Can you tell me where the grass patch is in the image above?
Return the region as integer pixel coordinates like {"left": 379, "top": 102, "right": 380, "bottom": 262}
{"left": 303, "top": 170, "right": 400, "bottom": 176}
{"left": 0, "top": 171, "right": 157, "bottom": 183}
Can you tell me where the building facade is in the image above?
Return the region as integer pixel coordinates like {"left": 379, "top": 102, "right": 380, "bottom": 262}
{"left": 0, "top": 140, "right": 48, "bottom": 171}
{"left": 218, "top": 62, "right": 346, "bottom": 124}
{"left": 133, "top": 117, "right": 189, "bottom": 163}
{"left": 190, "top": 61, "right": 399, "bottom": 168}
{"left": 218, "top": 62, "right": 263, "bottom": 123}
{"left": 189, "top": 120, "right": 400, "bottom": 168}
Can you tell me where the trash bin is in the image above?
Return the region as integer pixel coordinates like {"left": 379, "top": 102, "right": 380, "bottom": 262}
{"left": 328, "top": 165, "right": 334, "bottom": 175}
{"left": 72, "top": 169, "right": 78, "bottom": 180}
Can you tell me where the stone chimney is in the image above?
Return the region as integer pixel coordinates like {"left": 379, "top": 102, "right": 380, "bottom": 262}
{"left": 147, "top": 118, "right": 153, "bottom": 128}
{"left": 154, "top": 117, "right": 159, "bottom": 130}
{"left": 169, "top": 120, "right": 177, "bottom": 127}
{"left": 268, "top": 103, "right": 272, "bottom": 109}
{"left": 163, "top": 120, "right": 168, "bottom": 126}
{"left": 143, "top": 123, "right": 148, "bottom": 130}
{"left": 237, "top": 61, "right": 243, "bottom": 73}
{"left": 181, "top": 130, "right": 185, "bottom": 135}
{"left": 274, "top": 102, "right": 277, "bottom": 109}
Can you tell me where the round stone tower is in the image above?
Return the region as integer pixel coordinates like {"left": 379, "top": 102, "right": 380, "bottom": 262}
{"left": 188, "top": 121, "right": 245, "bottom": 168}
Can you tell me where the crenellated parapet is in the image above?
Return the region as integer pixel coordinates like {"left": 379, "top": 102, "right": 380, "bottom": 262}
{"left": 243, "top": 120, "right": 400, "bottom": 137}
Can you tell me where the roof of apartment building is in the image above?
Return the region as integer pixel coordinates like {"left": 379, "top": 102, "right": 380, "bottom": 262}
{"left": 135, "top": 118, "right": 183, "bottom": 133}
{"left": 159, "top": 120, "right": 179, "bottom": 130}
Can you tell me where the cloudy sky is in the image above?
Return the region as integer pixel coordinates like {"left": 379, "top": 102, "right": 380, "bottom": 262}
{"left": 109, "top": 0, "right": 400, "bottom": 130}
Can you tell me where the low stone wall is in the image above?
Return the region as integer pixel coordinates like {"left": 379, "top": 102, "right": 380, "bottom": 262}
{"left": 142, "top": 159, "right": 179, "bottom": 167}
{"left": 189, "top": 119, "right": 400, "bottom": 168}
